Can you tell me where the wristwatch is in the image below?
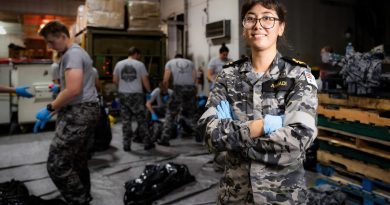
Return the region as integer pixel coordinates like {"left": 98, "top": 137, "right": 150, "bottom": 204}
{"left": 47, "top": 103, "right": 55, "bottom": 112}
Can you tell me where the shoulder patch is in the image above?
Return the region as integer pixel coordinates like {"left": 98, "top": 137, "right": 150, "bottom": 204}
{"left": 304, "top": 70, "right": 318, "bottom": 89}
{"left": 282, "top": 56, "right": 308, "bottom": 67}
{"left": 222, "top": 56, "right": 249, "bottom": 68}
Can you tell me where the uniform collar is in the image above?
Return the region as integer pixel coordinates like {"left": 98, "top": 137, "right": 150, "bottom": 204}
{"left": 264, "top": 52, "right": 283, "bottom": 80}
{"left": 239, "top": 52, "right": 282, "bottom": 74}
{"left": 240, "top": 52, "right": 283, "bottom": 85}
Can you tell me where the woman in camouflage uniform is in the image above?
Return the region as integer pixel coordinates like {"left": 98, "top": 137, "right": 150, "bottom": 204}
{"left": 199, "top": 0, "right": 318, "bottom": 204}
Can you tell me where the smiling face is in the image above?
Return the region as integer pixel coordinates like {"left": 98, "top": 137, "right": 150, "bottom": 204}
{"left": 243, "top": 4, "right": 285, "bottom": 52}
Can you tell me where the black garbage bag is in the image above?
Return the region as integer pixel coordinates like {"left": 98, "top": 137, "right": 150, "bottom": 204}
{"left": 0, "top": 179, "right": 29, "bottom": 205}
{"left": 93, "top": 96, "right": 112, "bottom": 152}
{"left": 307, "top": 184, "right": 346, "bottom": 205}
{"left": 124, "top": 162, "right": 195, "bottom": 205}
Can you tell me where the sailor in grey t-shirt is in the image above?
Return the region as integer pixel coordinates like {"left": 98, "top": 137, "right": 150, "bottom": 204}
{"left": 159, "top": 55, "right": 198, "bottom": 145}
{"left": 207, "top": 56, "right": 233, "bottom": 76}
{"left": 51, "top": 62, "right": 60, "bottom": 82}
{"left": 58, "top": 43, "right": 98, "bottom": 104}
{"left": 207, "top": 56, "right": 233, "bottom": 89}
{"left": 146, "top": 87, "right": 174, "bottom": 119}
{"left": 113, "top": 59, "right": 148, "bottom": 93}
{"left": 113, "top": 50, "right": 153, "bottom": 151}
{"left": 149, "top": 87, "right": 173, "bottom": 108}
{"left": 165, "top": 58, "right": 196, "bottom": 86}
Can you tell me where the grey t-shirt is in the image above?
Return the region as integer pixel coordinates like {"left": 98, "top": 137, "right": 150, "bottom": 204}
{"left": 149, "top": 88, "right": 173, "bottom": 108}
{"left": 59, "top": 43, "right": 97, "bottom": 105}
{"left": 51, "top": 63, "right": 60, "bottom": 81}
{"left": 207, "top": 57, "right": 233, "bottom": 76}
{"left": 92, "top": 67, "right": 99, "bottom": 80}
{"left": 113, "top": 58, "right": 148, "bottom": 94}
{"left": 165, "top": 58, "right": 195, "bottom": 86}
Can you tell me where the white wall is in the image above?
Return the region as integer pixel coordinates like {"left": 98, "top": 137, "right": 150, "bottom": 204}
{"left": 207, "top": 0, "right": 239, "bottom": 60}
{"left": 160, "top": 0, "right": 185, "bottom": 59}
{"left": 187, "top": 0, "right": 239, "bottom": 93}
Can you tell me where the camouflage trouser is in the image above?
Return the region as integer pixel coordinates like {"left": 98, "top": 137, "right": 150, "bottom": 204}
{"left": 218, "top": 157, "right": 308, "bottom": 205}
{"left": 218, "top": 155, "right": 254, "bottom": 205}
{"left": 213, "top": 151, "right": 227, "bottom": 172}
{"left": 250, "top": 164, "right": 308, "bottom": 205}
{"left": 47, "top": 102, "right": 99, "bottom": 205}
{"left": 119, "top": 93, "right": 151, "bottom": 147}
{"left": 149, "top": 107, "right": 166, "bottom": 142}
{"left": 160, "top": 85, "right": 198, "bottom": 143}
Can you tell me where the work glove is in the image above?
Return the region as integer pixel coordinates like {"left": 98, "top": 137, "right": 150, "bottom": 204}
{"left": 263, "top": 114, "right": 284, "bottom": 135}
{"left": 15, "top": 86, "right": 33, "bottom": 98}
{"left": 216, "top": 100, "right": 233, "bottom": 119}
{"left": 33, "top": 108, "right": 53, "bottom": 133}
{"left": 162, "top": 94, "right": 170, "bottom": 103}
{"left": 198, "top": 98, "right": 206, "bottom": 108}
{"left": 48, "top": 84, "right": 60, "bottom": 94}
{"left": 151, "top": 112, "right": 159, "bottom": 121}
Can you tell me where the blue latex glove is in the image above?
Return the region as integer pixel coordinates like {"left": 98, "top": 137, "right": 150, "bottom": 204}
{"left": 162, "top": 94, "right": 170, "bottom": 103}
{"left": 198, "top": 98, "right": 206, "bottom": 107}
{"left": 146, "top": 92, "right": 151, "bottom": 101}
{"left": 151, "top": 112, "right": 158, "bottom": 121}
{"left": 216, "top": 100, "right": 233, "bottom": 119}
{"left": 33, "top": 108, "right": 53, "bottom": 133}
{"left": 263, "top": 115, "right": 284, "bottom": 135}
{"left": 49, "top": 84, "right": 60, "bottom": 93}
{"left": 15, "top": 86, "right": 33, "bottom": 98}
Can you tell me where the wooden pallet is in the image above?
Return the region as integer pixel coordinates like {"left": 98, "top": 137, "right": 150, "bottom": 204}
{"left": 316, "top": 178, "right": 390, "bottom": 205}
{"left": 316, "top": 163, "right": 390, "bottom": 198}
{"left": 318, "top": 116, "right": 390, "bottom": 142}
{"left": 318, "top": 130, "right": 390, "bottom": 161}
{"left": 318, "top": 104, "right": 390, "bottom": 127}
{"left": 318, "top": 140, "right": 390, "bottom": 169}
{"left": 318, "top": 93, "right": 390, "bottom": 110}
{"left": 317, "top": 150, "right": 390, "bottom": 184}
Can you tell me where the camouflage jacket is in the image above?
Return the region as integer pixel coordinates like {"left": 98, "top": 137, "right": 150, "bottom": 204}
{"left": 199, "top": 53, "right": 318, "bottom": 204}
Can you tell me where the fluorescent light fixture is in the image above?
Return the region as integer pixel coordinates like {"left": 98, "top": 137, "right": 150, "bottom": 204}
{"left": 0, "top": 26, "right": 6, "bottom": 35}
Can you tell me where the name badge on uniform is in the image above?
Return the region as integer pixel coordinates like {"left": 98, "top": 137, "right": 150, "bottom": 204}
{"left": 304, "top": 71, "right": 317, "bottom": 89}
{"left": 262, "top": 78, "right": 294, "bottom": 92}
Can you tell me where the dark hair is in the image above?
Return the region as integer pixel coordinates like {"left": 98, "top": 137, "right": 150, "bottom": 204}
{"left": 174, "top": 54, "right": 183, "bottom": 58}
{"left": 39, "top": 21, "right": 70, "bottom": 38}
{"left": 241, "top": 0, "right": 287, "bottom": 23}
{"left": 241, "top": 0, "right": 290, "bottom": 51}
{"left": 219, "top": 43, "right": 229, "bottom": 53}
{"left": 128, "top": 47, "right": 141, "bottom": 56}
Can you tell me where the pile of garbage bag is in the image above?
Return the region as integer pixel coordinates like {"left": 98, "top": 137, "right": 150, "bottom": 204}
{"left": 0, "top": 179, "right": 66, "bottom": 205}
{"left": 124, "top": 162, "right": 195, "bottom": 205}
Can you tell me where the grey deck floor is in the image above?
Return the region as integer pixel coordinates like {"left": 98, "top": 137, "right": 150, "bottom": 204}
{"left": 0, "top": 123, "right": 220, "bottom": 205}
{"left": 0, "top": 122, "right": 319, "bottom": 205}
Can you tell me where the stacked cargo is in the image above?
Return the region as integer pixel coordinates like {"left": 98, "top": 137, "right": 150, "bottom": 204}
{"left": 315, "top": 93, "right": 390, "bottom": 204}
{"left": 85, "top": 0, "right": 125, "bottom": 29}
{"left": 127, "top": 1, "right": 161, "bottom": 31}
{"left": 74, "top": 0, "right": 161, "bottom": 33}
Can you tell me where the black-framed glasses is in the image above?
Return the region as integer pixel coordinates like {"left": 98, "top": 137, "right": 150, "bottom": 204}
{"left": 242, "top": 16, "right": 280, "bottom": 29}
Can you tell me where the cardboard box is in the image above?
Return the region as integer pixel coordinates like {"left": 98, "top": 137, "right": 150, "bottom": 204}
{"left": 128, "top": 1, "right": 160, "bottom": 31}
{"left": 84, "top": 0, "right": 125, "bottom": 29}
